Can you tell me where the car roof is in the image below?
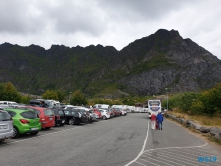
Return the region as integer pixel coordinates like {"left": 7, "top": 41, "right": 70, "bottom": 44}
{"left": 4, "top": 108, "right": 34, "bottom": 112}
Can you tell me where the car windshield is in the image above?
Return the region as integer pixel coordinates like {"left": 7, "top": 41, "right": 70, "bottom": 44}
{"left": 20, "top": 111, "right": 38, "bottom": 119}
{"left": 0, "top": 111, "right": 11, "bottom": 121}
{"left": 44, "top": 109, "right": 54, "bottom": 116}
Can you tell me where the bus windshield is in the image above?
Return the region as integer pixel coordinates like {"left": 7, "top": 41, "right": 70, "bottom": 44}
{"left": 148, "top": 100, "right": 161, "bottom": 115}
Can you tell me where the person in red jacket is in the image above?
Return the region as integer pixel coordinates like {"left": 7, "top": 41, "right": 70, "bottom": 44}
{"left": 150, "top": 113, "right": 157, "bottom": 130}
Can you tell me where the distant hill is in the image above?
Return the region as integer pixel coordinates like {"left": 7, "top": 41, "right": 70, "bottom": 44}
{"left": 0, "top": 29, "right": 221, "bottom": 98}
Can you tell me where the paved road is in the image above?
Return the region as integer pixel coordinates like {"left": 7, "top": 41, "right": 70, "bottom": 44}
{"left": 0, "top": 113, "right": 220, "bottom": 166}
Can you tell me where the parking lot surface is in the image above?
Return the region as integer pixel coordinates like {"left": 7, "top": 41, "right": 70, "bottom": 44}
{"left": 1, "top": 113, "right": 221, "bottom": 166}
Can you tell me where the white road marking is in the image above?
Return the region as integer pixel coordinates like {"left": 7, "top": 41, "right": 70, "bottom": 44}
{"left": 125, "top": 121, "right": 150, "bottom": 166}
{"left": 4, "top": 125, "right": 84, "bottom": 145}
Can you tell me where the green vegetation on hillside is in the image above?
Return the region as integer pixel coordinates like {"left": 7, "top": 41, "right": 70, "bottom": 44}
{"left": 128, "top": 53, "right": 172, "bottom": 75}
{"left": 163, "top": 82, "right": 221, "bottom": 117}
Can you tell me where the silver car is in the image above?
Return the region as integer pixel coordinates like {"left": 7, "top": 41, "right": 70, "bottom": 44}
{"left": 0, "top": 110, "right": 14, "bottom": 142}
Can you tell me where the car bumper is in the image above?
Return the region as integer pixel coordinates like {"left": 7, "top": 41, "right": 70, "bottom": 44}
{"left": 56, "top": 119, "right": 65, "bottom": 125}
{"left": 19, "top": 125, "right": 41, "bottom": 134}
{"left": 0, "top": 129, "right": 14, "bottom": 140}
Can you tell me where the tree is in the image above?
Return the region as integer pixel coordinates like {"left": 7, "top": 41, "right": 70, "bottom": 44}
{"left": 56, "top": 90, "right": 65, "bottom": 102}
{"left": 42, "top": 90, "right": 59, "bottom": 100}
{"left": 70, "top": 91, "right": 88, "bottom": 106}
{"left": 0, "top": 82, "right": 21, "bottom": 102}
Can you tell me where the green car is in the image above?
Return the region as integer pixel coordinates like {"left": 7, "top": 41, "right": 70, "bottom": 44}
{"left": 4, "top": 108, "right": 41, "bottom": 138}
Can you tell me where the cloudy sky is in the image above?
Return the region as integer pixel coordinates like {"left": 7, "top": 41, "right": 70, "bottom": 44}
{"left": 0, "top": 0, "right": 221, "bottom": 59}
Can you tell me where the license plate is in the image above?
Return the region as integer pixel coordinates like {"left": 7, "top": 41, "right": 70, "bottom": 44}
{"left": 62, "top": 120, "right": 65, "bottom": 123}
{"left": 31, "top": 128, "right": 38, "bottom": 131}
{"left": 0, "top": 125, "right": 7, "bottom": 129}
{"left": 49, "top": 118, "right": 53, "bottom": 120}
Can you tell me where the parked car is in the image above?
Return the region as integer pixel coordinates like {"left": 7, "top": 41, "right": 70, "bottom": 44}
{"left": 115, "top": 108, "right": 122, "bottom": 116}
{"left": 4, "top": 108, "right": 41, "bottom": 138}
{"left": 52, "top": 108, "right": 66, "bottom": 126}
{"left": 76, "top": 107, "right": 96, "bottom": 123}
{"left": 18, "top": 106, "right": 55, "bottom": 129}
{"left": 98, "top": 109, "right": 111, "bottom": 120}
{"left": 0, "top": 110, "right": 14, "bottom": 142}
{"left": 117, "top": 108, "right": 127, "bottom": 116}
{"left": 0, "top": 105, "right": 12, "bottom": 110}
{"left": 63, "top": 108, "right": 88, "bottom": 125}
{"left": 93, "top": 108, "right": 102, "bottom": 119}
{"left": 110, "top": 108, "right": 119, "bottom": 117}
{"left": 107, "top": 109, "right": 114, "bottom": 118}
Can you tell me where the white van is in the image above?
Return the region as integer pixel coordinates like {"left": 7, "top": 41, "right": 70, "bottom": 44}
{"left": 0, "top": 101, "right": 18, "bottom": 107}
{"left": 0, "top": 101, "right": 17, "bottom": 105}
{"left": 93, "top": 104, "right": 110, "bottom": 109}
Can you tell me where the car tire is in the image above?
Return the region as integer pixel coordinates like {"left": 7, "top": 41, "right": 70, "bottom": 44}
{"left": 102, "top": 116, "right": 106, "bottom": 120}
{"left": 60, "top": 123, "right": 64, "bottom": 126}
{"left": 0, "top": 139, "right": 5, "bottom": 142}
{"left": 12, "top": 127, "right": 20, "bottom": 138}
{"left": 30, "top": 131, "right": 39, "bottom": 135}
{"left": 69, "top": 119, "right": 75, "bottom": 125}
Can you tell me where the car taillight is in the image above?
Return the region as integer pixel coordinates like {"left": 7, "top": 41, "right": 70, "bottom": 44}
{"left": 20, "top": 119, "right": 30, "bottom": 124}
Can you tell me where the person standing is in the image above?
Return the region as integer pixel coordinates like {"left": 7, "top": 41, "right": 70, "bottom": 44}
{"left": 157, "top": 112, "right": 164, "bottom": 130}
{"left": 150, "top": 113, "right": 157, "bottom": 130}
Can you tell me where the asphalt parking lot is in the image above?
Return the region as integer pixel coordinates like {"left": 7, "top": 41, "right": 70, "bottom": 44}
{"left": 1, "top": 113, "right": 221, "bottom": 166}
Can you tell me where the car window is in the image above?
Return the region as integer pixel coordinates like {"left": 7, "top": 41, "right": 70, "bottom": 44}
{"left": 71, "top": 111, "right": 76, "bottom": 115}
{"left": 89, "top": 110, "right": 94, "bottom": 113}
{"left": 64, "top": 110, "right": 70, "bottom": 115}
{"left": 58, "top": 111, "right": 64, "bottom": 115}
{"left": 24, "top": 108, "right": 41, "bottom": 114}
{"left": 44, "top": 109, "right": 54, "bottom": 116}
{"left": 0, "top": 111, "right": 11, "bottom": 121}
{"left": 20, "top": 111, "right": 38, "bottom": 119}
{"left": 5, "top": 111, "right": 16, "bottom": 117}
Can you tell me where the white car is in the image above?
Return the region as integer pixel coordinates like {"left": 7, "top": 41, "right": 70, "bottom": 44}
{"left": 0, "top": 110, "right": 14, "bottom": 142}
{"left": 98, "top": 109, "right": 111, "bottom": 120}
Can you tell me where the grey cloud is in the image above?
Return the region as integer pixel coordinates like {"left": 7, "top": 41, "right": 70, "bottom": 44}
{"left": 38, "top": 1, "right": 106, "bottom": 36}
{"left": 96, "top": 0, "right": 198, "bottom": 22}
{"left": 0, "top": 0, "right": 48, "bottom": 34}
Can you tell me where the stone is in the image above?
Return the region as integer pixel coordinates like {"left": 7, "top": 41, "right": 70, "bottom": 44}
{"left": 210, "top": 127, "right": 221, "bottom": 136}
{"left": 199, "top": 126, "right": 211, "bottom": 133}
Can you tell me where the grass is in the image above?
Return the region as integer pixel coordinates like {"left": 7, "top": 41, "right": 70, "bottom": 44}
{"left": 167, "top": 109, "right": 221, "bottom": 145}
{"left": 168, "top": 109, "right": 221, "bottom": 127}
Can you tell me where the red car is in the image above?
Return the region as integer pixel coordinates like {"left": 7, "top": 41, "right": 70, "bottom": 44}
{"left": 111, "top": 108, "right": 120, "bottom": 117}
{"left": 93, "top": 108, "right": 102, "bottom": 119}
{"left": 18, "top": 106, "right": 55, "bottom": 129}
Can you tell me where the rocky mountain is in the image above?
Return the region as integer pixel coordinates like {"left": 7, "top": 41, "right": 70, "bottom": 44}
{"left": 0, "top": 29, "right": 221, "bottom": 98}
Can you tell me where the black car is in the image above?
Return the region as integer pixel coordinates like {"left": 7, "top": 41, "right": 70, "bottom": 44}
{"left": 52, "top": 108, "right": 66, "bottom": 126}
{"left": 63, "top": 108, "right": 88, "bottom": 125}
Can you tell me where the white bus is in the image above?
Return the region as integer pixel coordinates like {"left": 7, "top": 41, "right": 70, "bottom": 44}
{"left": 148, "top": 100, "right": 161, "bottom": 116}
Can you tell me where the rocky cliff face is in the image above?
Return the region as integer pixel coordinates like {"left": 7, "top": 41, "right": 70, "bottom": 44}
{"left": 0, "top": 29, "right": 221, "bottom": 97}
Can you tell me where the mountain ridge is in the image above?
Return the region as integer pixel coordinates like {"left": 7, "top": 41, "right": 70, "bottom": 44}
{"left": 0, "top": 29, "right": 221, "bottom": 98}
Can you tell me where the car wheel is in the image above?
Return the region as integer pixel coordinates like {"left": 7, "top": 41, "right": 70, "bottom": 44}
{"left": 60, "top": 123, "right": 64, "bottom": 126}
{"left": 13, "top": 127, "right": 20, "bottom": 138}
{"left": 30, "top": 131, "right": 39, "bottom": 135}
{"left": 0, "top": 139, "right": 5, "bottom": 142}
{"left": 69, "top": 119, "right": 75, "bottom": 125}
{"left": 102, "top": 116, "right": 106, "bottom": 120}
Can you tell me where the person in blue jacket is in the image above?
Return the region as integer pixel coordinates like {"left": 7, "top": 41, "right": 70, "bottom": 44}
{"left": 156, "top": 112, "right": 164, "bottom": 130}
